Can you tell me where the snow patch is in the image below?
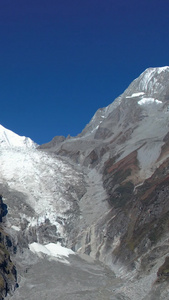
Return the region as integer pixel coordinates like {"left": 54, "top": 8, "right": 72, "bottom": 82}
{"left": 29, "top": 242, "right": 75, "bottom": 263}
{"left": 155, "top": 99, "right": 163, "bottom": 104}
{"left": 45, "top": 243, "right": 74, "bottom": 257}
{"left": 11, "top": 225, "right": 20, "bottom": 231}
{"left": 91, "top": 125, "right": 99, "bottom": 133}
{"left": 126, "top": 92, "right": 145, "bottom": 98}
{"left": 138, "top": 98, "right": 162, "bottom": 105}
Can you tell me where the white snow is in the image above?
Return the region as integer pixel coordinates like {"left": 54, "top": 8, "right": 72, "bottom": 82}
{"left": 126, "top": 92, "right": 145, "bottom": 98}
{"left": 155, "top": 99, "right": 163, "bottom": 104}
{"left": 45, "top": 243, "right": 74, "bottom": 257}
{"left": 124, "top": 67, "right": 169, "bottom": 103}
{"left": 137, "top": 67, "right": 169, "bottom": 93}
{"left": 29, "top": 242, "right": 75, "bottom": 262}
{"left": 139, "top": 68, "right": 157, "bottom": 91}
{"left": 11, "top": 225, "right": 20, "bottom": 231}
{"left": 138, "top": 97, "right": 162, "bottom": 105}
{"left": 29, "top": 242, "right": 50, "bottom": 256}
{"left": 0, "top": 124, "right": 36, "bottom": 149}
{"left": 0, "top": 138, "right": 82, "bottom": 239}
{"left": 90, "top": 125, "right": 99, "bottom": 133}
{"left": 157, "top": 66, "right": 169, "bottom": 74}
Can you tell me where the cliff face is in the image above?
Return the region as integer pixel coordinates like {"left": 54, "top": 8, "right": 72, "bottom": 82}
{"left": 0, "top": 196, "right": 17, "bottom": 299}
{"left": 102, "top": 154, "right": 169, "bottom": 268}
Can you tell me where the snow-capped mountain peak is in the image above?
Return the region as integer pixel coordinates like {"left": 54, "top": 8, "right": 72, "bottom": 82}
{"left": 124, "top": 66, "right": 169, "bottom": 99}
{"left": 0, "top": 124, "right": 36, "bottom": 149}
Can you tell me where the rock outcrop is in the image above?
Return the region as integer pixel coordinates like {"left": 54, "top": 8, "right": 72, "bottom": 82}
{"left": 0, "top": 196, "right": 17, "bottom": 299}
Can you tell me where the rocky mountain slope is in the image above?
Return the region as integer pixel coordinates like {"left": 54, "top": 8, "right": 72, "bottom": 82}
{"left": 39, "top": 66, "right": 169, "bottom": 298}
{"left": 0, "top": 66, "right": 169, "bottom": 299}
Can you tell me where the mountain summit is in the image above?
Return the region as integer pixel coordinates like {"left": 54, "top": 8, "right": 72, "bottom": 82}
{"left": 0, "top": 124, "right": 36, "bottom": 149}
{"left": 1, "top": 66, "right": 169, "bottom": 299}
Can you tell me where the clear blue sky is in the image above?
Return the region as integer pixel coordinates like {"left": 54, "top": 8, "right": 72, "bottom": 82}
{"left": 0, "top": 0, "right": 169, "bottom": 144}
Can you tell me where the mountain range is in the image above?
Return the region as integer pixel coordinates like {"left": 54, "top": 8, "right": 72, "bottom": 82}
{"left": 0, "top": 66, "right": 169, "bottom": 299}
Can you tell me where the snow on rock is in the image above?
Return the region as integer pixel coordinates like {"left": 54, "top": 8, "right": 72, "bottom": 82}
{"left": 138, "top": 97, "right": 162, "bottom": 105}
{"left": 136, "top": 66, "right": 169, "bottom": 93}
{"left": 91, "top": 125, "right": 99, "bottom": 133}
{"left": 139, "top": 68, "right": 157, "bottom": 91}
{"left": 126, "top": 92, "right": 145, "bottom": 98}
{"left": 157, "top": 66, "right": 169, "bottom": 74}
{"left": 29, "top": 242, "right": 75, "bottom": 262}
{"left": 0, "top": 124, "right": 36, "bottom": 149}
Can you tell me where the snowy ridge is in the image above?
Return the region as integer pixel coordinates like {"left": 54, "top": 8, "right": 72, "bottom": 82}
{"left": 0, "top": 124, "right": 36, "bottom": 149}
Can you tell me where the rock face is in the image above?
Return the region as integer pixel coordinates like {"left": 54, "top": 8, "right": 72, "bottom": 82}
{"left": 1, "top": 66, "right": 169, "bottom": 299}
{"left": 0, "top": 196, "right": 17, "bottom": 300}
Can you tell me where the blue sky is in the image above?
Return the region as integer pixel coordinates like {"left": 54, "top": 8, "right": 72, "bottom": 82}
{"left": 0, "top": 0, "right": 169, "bottom": 144}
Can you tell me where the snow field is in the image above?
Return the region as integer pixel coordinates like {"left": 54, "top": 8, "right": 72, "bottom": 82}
{"left": 29, "top": 242, "right": 75, "bottom": 262}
